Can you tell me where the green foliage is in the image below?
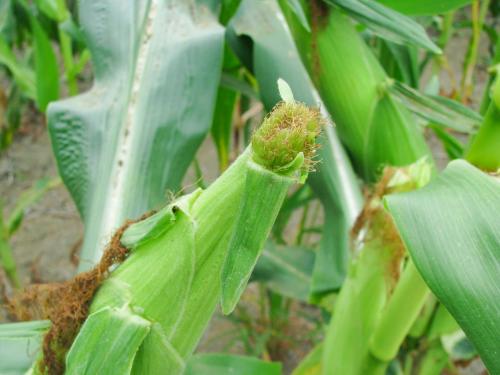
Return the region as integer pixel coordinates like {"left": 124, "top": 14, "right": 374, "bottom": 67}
{"left": 48, "top": 0, "right": 225, "bottom": 270}
{"left": 1, "top": 0, "right": 500, "bottom": 374}
{"left": 386, "top": 160, "right": 500, "bottom": 373}
{"left": 325, "top": 0, "right": 441, "bottom": 53}
{"left": 0, "top": 177, "right": 60, "bottom": 287}
{"left": 64, "top": 97, "right": 318, "bottom": 372}
{"left": 279, "top": 0, "right": 431, "bottom": 180}
{"left": 377, "top": 0, "right": 472, "bottom": 15}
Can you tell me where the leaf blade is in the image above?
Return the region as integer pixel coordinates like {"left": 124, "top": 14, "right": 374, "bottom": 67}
{"left": 385, "top": 160, "right": 500, "bottom": 373}
{"left": 325, "top": 0, "right": 441, "bottom": 53}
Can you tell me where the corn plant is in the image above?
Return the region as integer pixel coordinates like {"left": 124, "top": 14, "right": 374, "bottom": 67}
{"left": 0, "top": 0, "right": 499, "bottom": 374}
{"left": 0, "top": 177, "right": 60, "bottom": 288}
{"left": 0, "top": 0, "right": 88, "bottom": 150}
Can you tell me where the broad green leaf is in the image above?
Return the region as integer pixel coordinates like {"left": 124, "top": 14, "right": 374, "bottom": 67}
{"left": 66, "top": 306, "right": 151, "bottom": 375}
{"left": 0, "top": 320, "right": 50, "bottom": 375}
{"left": 252, "top": 242, "right": 315, "bottom": 302}
{"left": 386, "top": 160, "right": 500, "bottom": 373}
{"left": 185, "top": 353, "right": 281, "bottom": 375}
{"left": 388, "top": 80, "right": 482, "bottom": 133}
{"left": 228, "top": 0, "right": 363, "bottom": 299}
{"left": 30, "top": 15, "right": 59, "bottom": 111}
{"left": 377, "top": 0, "right": 472, "bottom": 16}
{"left": 325, "top": 0, "right": 441, "bottom": 53}
{"left": 47, "top": 0, "right": 224, "bottom": 270}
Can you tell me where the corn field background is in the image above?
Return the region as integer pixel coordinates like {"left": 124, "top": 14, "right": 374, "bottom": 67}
{"left": 0, "top": 0, "right": 499, "bottom": 374}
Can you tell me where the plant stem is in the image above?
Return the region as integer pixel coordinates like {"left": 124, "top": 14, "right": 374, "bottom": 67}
{"left": 0, "top": 205, "right": 20, "bottom": 288}
{"left": 461, "top": 0, "right": 490, "bottom": 102}
{"left": 369, "top": 260, "right": 430, "bottom": 362}
{"left": 58, "top": 26, "right": 78, "bottom": 96}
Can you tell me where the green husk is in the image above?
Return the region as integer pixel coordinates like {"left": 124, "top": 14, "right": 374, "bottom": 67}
{"left": 63, "top": 87, "right": 321, "bottom": 374}
{"left": 278, "top": 0, "right": 431, "bottom": 180}
{"left": 322, "top": 161, "right": 432, "bottom": 375}
{"left": 65, "top": 307, "right": 151, "bottom": 375}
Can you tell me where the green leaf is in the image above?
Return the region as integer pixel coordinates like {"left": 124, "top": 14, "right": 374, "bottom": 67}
{"left": 252, "top": 242, "right": 315, "bottom": 302}
{"left": 325, "top": 0, "right": 441, "bottom": 53}
{"left": 185, "top": 353, "right": 281, "bottom": 375}
{"left": 286, "top": 0, "right": 311, "bottom": 32}
{"left": 388, "top": 80, "right": 482, "bottom": 133}
{"left": 429, "top": 125, "right": 464, "bottom": 160}
{"left": 0, "top": 35, "right": 36, "bottom": 99}
{"left": 386, "top": 160, "right": 500, "bottom": 373}
{"left": 0, "top": 320, "right": 50, "bottom": 375}
{"left": 66, "top": 306, "right": 151, "bottom": 375}
{"left": 376, "top": 0, "right": 472, "bottom": 16}
{"left": 211, "top": 84, "right": 237, "bottom": 171}
{"left": 7, "top": 177, "right": 61, "bottom": 236}
{"left": 219, "top": 72, "right": 258, "bottom": 98}
{"left": 30, "top": 16, "right": 59, "bottom": 111}
{"left": 34, "top": 0, "right": 61, "bottom": 21}
{"left": 0, "top": 0, "right": 17, "bottom": 42}
{"left": 47, "top": 0, "right": 224, "bottom": 270}
{"left": 221, "top": 160, "right": 296, "bottom": 314}
{"left": 378, "top": 40, "right": 419, "bottom": 88}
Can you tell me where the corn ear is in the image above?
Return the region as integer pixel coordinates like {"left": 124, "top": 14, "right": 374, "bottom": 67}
{"left": 221, "top": 86, "right": 321, "bottom": 314}
{"left": 64, "top": 86, "right": 320, "bottom": 374}
{"left": 278, "top": 1, "right": 431, "bottom": 179}
{"left": 65, "top": 306, "right": 150, "bottom": 375}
